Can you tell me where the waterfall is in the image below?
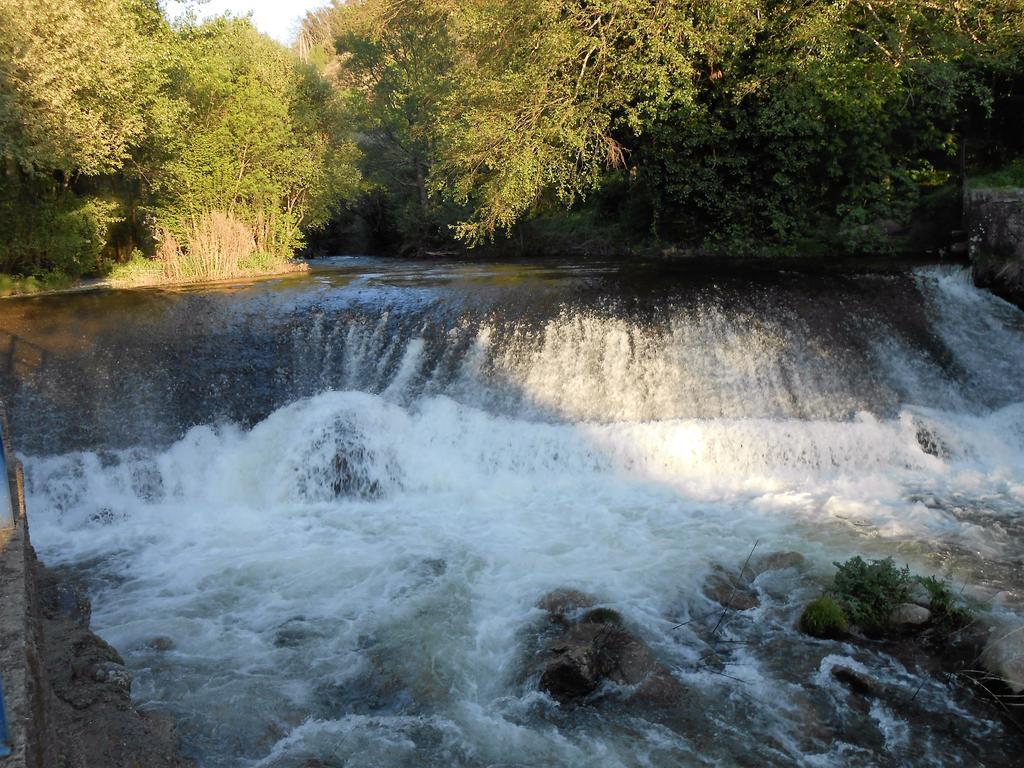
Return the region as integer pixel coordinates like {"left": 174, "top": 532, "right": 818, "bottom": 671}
{"left": 5, "top": 261, "right": 1023, "bottom": 767}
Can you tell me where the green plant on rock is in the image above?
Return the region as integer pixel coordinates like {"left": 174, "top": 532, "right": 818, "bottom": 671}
{"left": 916, "top": 575, "right": 975, "bottom": 629}
{"left": 799, "top": 596, "right": 849, "bottom": 639}
{"left": 831, "top": 556, "right": 912, "bottom": 632}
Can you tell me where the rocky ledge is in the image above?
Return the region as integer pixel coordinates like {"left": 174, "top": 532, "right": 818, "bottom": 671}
{"left": 0, "top": 518, "right": 192, "bottom": 768}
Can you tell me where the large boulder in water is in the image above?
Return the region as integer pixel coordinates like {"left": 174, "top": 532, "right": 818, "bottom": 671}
{"left": 888, "top": 603, "right": 931, "bottom": 631}
{"left": 982, "top": 617, "right": 1024, "bottom": 694}
{"left": 533, "top": 593, "right": 685, "bottom": 704}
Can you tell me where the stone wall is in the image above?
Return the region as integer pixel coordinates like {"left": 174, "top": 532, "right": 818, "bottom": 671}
{"left": 0, "top": 407, "right": 192, "bottom": 767}
{"left": 966, "top": 187, "right": 1024, "bottom": 306}
{"left": 0, "top": 408, "right": 50, "bottom": 768}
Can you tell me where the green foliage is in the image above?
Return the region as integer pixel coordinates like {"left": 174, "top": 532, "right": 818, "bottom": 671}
{"left": 916, "top": 575, "right": 974, "bottom": 629}
{"left": 326, "top": 0, "right": 458, "bottom": 247}
{"left": 239, "top": 251, "right": 289, "bottom": 274}
{"left": 970, "top": 158, "right": 1024, "bottom": 189}
{"left": 305, "top": 0, "right": 1024, "bottom": 254}
{"left": 0, "top": 2, "right": 361, "bottom": 281}
{"left": 823, "top": 557, "right": 979, "bottom": 635}
{"left": 831, "top": 556, "right": 912, "bottom": 631}
{"left": 155, "top": 17, "right": 361, "bottom": 258}
{"left": 799, "top": 597, "right": 849, "bottom": 639}
{"left": 0, "top": 184, "right": 118, "bottom": 277}
{"left": 4, "top": 0, "right": 1024, "bottom": 273}
{"left": 105, "top": 250, "right": 164, "bottom": 287}
{"left": 0, "top": 271, "right": 75, "bottom": 297}
{"left": 0, "top": 0, "right": 167, "bottom": 179}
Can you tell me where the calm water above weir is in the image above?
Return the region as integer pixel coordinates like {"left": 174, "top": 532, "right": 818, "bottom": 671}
{"left": 2, "top": 257, "right": 1024, "bottom": 766}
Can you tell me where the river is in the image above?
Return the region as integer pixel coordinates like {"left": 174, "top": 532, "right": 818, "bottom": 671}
{"left": 1, "top": 257, "right": 1022, "bottom": 766}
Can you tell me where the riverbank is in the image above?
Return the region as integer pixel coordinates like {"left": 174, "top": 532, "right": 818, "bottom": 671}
{"left": 0, "top": 273, "right": 77, "bottom": 299}
{"left": 0, "top": 261, "right": 310, "bottom": 299}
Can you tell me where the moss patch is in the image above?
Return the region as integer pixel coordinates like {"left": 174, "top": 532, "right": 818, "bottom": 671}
{"left": 799, "top": 597, "right": 849, "bottom": 639}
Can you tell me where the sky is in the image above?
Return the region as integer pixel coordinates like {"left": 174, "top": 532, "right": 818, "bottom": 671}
{"left": 164, "top": 1, "right": 328, "bottom": 44}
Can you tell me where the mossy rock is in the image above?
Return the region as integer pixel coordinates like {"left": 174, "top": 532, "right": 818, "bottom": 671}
{"left": 799, "top": 596, "right": 849, "bottom": 639}
{"left": 536, "top": 589, "right": 595, "bottom": 616}
{"left": 579, "top": 608, "right": 624, "bottom": 627}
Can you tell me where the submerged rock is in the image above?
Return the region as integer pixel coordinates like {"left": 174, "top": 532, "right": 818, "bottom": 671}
{"left": 538, "top": 622, "right": 685, "bottom": 704}
{"left": 703, "top": 570, "right": 760, "bottom": 611}
{"left": 536, "top": 589, "right": 594, "bottom": 617}
{"left": 538, "top": 624, "right": 603, "bottom": 700}
{"left": 579, "top": 607, "right": 623, "bottom": 626}
{"left": 533, "top": 591, "right": 684, "bottom": 705}
{"left": 146, "top": 636, "right": 175, "bottom": 652}
{"left": 750, "top": 551, "right": 806, "bottom": 577}
{"left": 914, "top": 421, "right": 952, "bottom": 459}
{"left": 831, "top": 665, "right": 880, "bottom": 698}
{"left": 330, "top": 450, "right": 383, "bottom": 498}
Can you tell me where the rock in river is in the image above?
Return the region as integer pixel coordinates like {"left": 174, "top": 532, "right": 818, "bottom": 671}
{"left": 534, "top": 590, "right": 685, "bottom": 705}
{"left": 703, "top": 569, "right": 760, "bottom": 611}
{"left": 981, "top": 616, "right": 1024, "bottom": 694}
{"left": 888, "top": 603, "right": 931, "bottom": 630}
{"left": 831, "top": 665, "right": 880, "bottom": 698}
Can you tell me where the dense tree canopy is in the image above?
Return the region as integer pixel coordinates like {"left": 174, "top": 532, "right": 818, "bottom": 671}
{"left": 305, "top": 0, "right": 1024, "bottom": 255}
{"left": 0, "top": 0, "right": 359, "bottom": 279}
{"left": 1, "top": 0, "right": 1022, "bottom": 281}
{"left": 0, "top": 0, "right": 165, "bottom": 179}
{"left": 155, "top": 17, "right": 359, "bottom": 254}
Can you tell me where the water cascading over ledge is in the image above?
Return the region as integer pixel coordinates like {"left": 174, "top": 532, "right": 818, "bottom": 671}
{"left": 2, "top": 260, "right": 1023, "bottom": 767}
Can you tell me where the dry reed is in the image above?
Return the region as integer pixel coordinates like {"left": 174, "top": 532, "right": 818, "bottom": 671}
{"left": 110, "top": 210, "right": 307, "bottom": 287}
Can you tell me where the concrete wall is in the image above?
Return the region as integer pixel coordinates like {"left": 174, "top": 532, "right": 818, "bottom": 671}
{"left": 967, "top": 187, "right": 1024, "bottom": 306}
{"left": 0, "top": 407, "right": 49, "bottom": 768}
{"left": 0, "top": 407, "right": 192, "bottom": 768}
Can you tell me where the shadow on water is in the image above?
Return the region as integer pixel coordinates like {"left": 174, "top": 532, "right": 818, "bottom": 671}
{"left": 2, "top": 257, "right": 1024, "bottom": 767}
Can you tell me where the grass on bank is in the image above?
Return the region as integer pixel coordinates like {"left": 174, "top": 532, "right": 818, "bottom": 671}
{"left": 970, "top": 158, "right": 1024, "bottom": 190}
{"left": 0, "top": 271, "right": 77, "bottom": 297}
{"left": 108, "top": 211, "right": 308, "bottom": 288}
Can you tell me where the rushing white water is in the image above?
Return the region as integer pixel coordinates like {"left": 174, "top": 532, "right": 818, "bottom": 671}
{"left": 16, "top": 265, "right": 1024, "bottom": 767}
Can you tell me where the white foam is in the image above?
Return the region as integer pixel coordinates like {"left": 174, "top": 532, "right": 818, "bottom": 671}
{"left": 19, "top": 267, "right": 1024, "bottom": 766}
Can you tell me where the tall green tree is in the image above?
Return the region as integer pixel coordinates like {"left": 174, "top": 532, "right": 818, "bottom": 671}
{"left": 155, "top": 16, "right": 360, "bottom": 256}
{"left": 300, "top": 0, "right": 458, "bottom": 249}
{"left": 311, "top": 0, "right": 1024, "bottom": 255}
{"left": 0, "top": 0, "right": 168, "bottom": 276}
{"left": 0, "top": 0, "right": 165, "bottom": 180}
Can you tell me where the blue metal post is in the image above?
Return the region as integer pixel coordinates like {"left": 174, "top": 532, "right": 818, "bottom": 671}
{"left": 0, "top": 682, "right": 11, "bottom": 758}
